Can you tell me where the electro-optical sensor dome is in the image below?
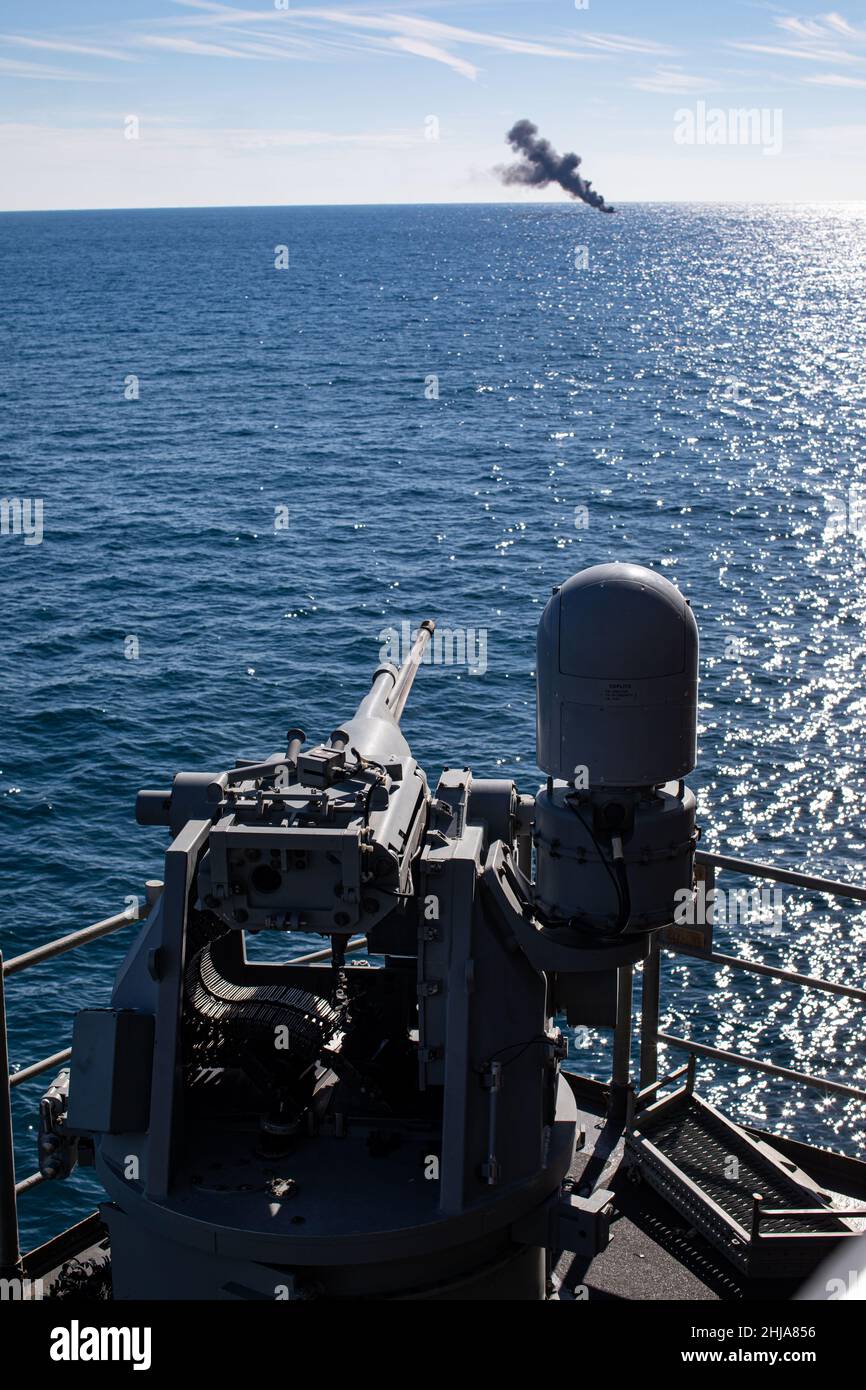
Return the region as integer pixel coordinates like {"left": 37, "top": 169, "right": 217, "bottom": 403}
{"left": 536, "top": 563, "right": 698, "bottom": 788}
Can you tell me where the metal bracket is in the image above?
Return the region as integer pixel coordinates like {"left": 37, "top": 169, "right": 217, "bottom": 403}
{"left": 38, "top": 1069, "right": 78, "bottom": 1181}
{"left": 511, "top": 1186, "right": 614, "bottom": 1257}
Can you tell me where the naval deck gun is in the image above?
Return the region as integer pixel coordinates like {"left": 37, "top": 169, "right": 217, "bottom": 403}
{"left": 15, "top": 563, "right": 859, "bottom": 1301}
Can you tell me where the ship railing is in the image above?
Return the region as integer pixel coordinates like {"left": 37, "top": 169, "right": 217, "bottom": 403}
{"left": 0, "top": 893, "right": 164, "bottom": 1275}
{"left": 639, "top": 848, "right": 866, "bottom": 1121}
{"left": 750, "top": 1198, "right": 866, "bottom": 1244}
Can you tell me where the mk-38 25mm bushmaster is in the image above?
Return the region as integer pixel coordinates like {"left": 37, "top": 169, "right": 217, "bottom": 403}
{"left": 10, "top": 563, "right": 864, "bottom": 1301}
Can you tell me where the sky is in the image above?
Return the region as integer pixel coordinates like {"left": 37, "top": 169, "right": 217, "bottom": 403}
{"left": 0, "top": 0, "right": 865, "bottom": 209}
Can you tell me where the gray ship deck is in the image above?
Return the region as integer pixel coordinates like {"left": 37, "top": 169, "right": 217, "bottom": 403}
{"left": 554, "top": 1074, "right": 866, "bottom": 1301}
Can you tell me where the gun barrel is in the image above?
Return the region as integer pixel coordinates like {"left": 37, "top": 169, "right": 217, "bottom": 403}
{"left": 389, "top": 620, "right": 435, "bottom": 722}
{"left": 329, "top": 620, "right": 435, "bottom": 756}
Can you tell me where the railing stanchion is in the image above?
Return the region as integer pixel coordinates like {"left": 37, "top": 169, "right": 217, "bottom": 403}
{"left": 610, "top": 963, "right": 634, "bottom": 1122}
{"left": 640, "top": 937, "right": 661, "bottom": 1090}
{"left": 750, "top": 1192, "right": 764, "bottom": 1244}
{"left": 0, "top": 954, "right": 21, "bottom": 1276}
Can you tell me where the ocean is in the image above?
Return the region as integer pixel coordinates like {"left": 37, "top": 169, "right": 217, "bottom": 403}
{"left": 2, "top": 202, "right": 865, "bottom": 1249}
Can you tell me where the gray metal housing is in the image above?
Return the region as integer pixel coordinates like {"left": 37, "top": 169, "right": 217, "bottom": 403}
{"left": 536, "top": 563, "right": 698, "bottom": 786}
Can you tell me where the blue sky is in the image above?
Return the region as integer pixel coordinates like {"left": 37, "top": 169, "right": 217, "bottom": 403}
{"left": 1, "top": 0, "right": 865, "bottom": 208}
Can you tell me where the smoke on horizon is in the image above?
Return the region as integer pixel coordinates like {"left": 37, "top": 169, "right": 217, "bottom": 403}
{"left": 497, "top": 119, "right": 615, "bottom": 214}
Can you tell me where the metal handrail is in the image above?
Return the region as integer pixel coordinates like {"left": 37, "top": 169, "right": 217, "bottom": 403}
{"left": 655, "top": 1032, "right": 866, "bottom": 1103}
{"left": 695, "top": 849, "right": 866, "bottom": 903}
{"left": 664, "top": 943, "right": 866, "bottom": 1002}
{"left": 9, "top": 1048, "right": 72, "bottom": 1090}
{"left": 750, "top": 1190, "right": 866, "bottom": 1242}
{"left": 288, "top": 937, "right": 366, "bottom": 965}
{"left": 632, "top": 1060, "right": 692, "bottom": 1106}
{"left": 3, "top": 903, "right": 146, "bottom": 978}
{"left": 1, "top": 893, "right": 157, "bottom": 1275}
{"left": 759, "top": 1206, "right": 866, "bottom": 1220}
{"left": 15, "top": 1173, "right": 46, "bottom": 1197}
{"left": 641, "top": 852, "right": 866, "bottom": 1106}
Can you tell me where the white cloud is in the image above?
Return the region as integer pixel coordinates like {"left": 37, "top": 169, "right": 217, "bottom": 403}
{"left": 225, "top": 126, "right": 418, "bottom": 150}
{"left": 776, "top": 18, "right": 832, "bottom": 41}
{"left": 804, "top": 71, "right": 866, "bottom": 86}
{"left": 163, "top": 1, "right": 659, "bottom": 70}
{"left": 632, "top": 67, "right": 718, "bottom": 94}
{"left": 0, "top": 0, "right": 675, "bottom": 87}
{"left": 730, "top": 11, "right": 866, "bottom": 66}
{"left": 0, "top": 56, "right": 111, "bottom": 82}
{"left": 0, "top": 34, "right": 132, "bottom": 61}
{"left": 388, "top": 36, "right": 477, "bottom": 80}
{"left": 0, "top": 119, "right": 419, "bottom": 157}
{"left": 580, "top": 33, "right": 678, "bottom": 56}
{"left": 168, "top": 0, "right": 258, "bottom": 17}
{"left": 324, "top": 12, "right": 596, "bottom": 60}
{"left": 137, "top": 35, "right": 270, "bottom": 59}
{"left": 778, "top": 12, "right": 866, "bottom": 42}
{"left": 169, "top": 5, "right": 590, "bottom": 56}
{"left": 728, "top": 40, "right": 859, "bottom": 63}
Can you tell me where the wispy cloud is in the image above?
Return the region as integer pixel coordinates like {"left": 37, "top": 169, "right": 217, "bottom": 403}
{"left": 137, "top": 35, "right": 270, "bottom": 60}
{"left": 225, "top": 126, "right": 419, "bottom": 150}
{"left": 0, "top": 56, "right": 112, "bottom": 82}
{"left": 162, "top": 0, "right": 672, "bottom": 75}
{"left": 167, "top": 0, "right": 268, "bottom": 18}
{"left": 778, "top": 13, "right": 866, "bottom": 42}
{"left": 0, "top": 0, "right": 672, "bottom": 86}
{"left": 804, "top": 70, "right": 866, "bottom": 86}
{"left": 272, "top": 9, "right": 600, "bottom": 62}
{"left": 0, "top": 0, "right": 642, "bottom": 87}
{"left": 776, "top": 17, "right": 834, "bottom": 41}
{"left": 824, "top": 12, "right": 866, "bottom": 38}
{"left": 334, "top": 13, "right": 602, "bottom": 60}
{"left": 0, "top": 34, "right": 133, "bottom": 61}
{"left": 728, "top": 41, "right": 859, "bottom": 63}
{"left": 580, "top": 33, "right": 678, "bottom": 57}
{"left": 168, "top": 3, "right": 577, "bottom": 50}
{"left": 388, "top": 36, "right": 478, "bottom": 80}
{"left": 632, "top": 66, "right": 718, "bottom": 94}
{"left": 730, "top": 10, "right": 866, "bottom": 67}
{"left": 0, "top": 119, "right": 419, "bottom": 153}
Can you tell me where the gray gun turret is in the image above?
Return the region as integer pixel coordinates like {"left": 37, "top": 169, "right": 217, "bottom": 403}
{"left": 66, "top": 570, "right": 700, "bottom": 1301}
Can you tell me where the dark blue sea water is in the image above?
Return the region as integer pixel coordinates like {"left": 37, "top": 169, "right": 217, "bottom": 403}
{"left": 2, "top": 203, "right": 866, "bottom": 1250}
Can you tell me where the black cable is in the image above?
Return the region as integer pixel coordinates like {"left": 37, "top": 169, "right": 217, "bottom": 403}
{"left": 564, "top": 795, "right": 634, "bottom": 935}
{"left": 478, "top": 1035, "right": 551, "bottom": 1072}
{"left": 612, "top": 852, "right": 632, "bottom": 935}
{"left": 563, "top": 794, "right": 624, "bottom": 918}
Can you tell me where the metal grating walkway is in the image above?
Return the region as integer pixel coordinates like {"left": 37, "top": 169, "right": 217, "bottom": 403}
{"left": 644, "top": 1103, "right": 844, "bottom": 1235}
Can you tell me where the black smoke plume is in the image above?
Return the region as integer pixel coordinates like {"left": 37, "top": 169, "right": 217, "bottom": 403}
{"left": 498, "top": 119, "right": 615, "bottom": 214}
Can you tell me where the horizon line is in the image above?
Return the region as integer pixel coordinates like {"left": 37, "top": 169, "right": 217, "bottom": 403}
{"left": 2, "top": 197, "right": 866, "bottom": 215}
